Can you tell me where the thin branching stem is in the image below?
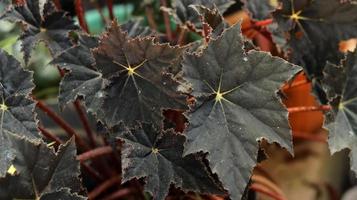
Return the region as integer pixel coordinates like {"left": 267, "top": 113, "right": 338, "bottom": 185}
{"left": 77, "top": 146, "right": 114, "bottom": 162}
{"left": 38, "top": 126, "right": 63, "bottom": 145}
{"left": 75, "top": 0, "right": 89, "bottom": 33}
{"left": 74, "top": 101, "right": 97, "bottom": 148}
{"left": 106, "top": 0, "right": 114, "bottom": 20}
{"left": 88, "top": 176, "right": 121, "bottom": 199}
{"left": 160, "top": 0, "right": 173, "bottom": 41}
{"left": 36, "top": 100, "right": 90, "bottom": 151}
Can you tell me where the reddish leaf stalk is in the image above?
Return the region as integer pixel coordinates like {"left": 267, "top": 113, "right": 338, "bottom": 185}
{"left": 252, "top": 175, "right": 286, "bottom": 199}
{"left": 145, "top": 6, "right": 158, "bottom": 30}
{"left": 88, "top": 176, "right": 122, "bottom": 199}
{"left": 74, "top": 0, "right": 89, "bottom": 33}
{"left": 53, "top": 0, "right": 62, "bottom": 9}
{"left": 102, "top": 188, "right": 133, "bottom": 200}
{"left": 38, "top": 126, "right": 63, "bottom": 145}
{"left": 106, "top": 0, "right": 115, "bottom": 20}
{"left": 293, "top": 133, "right": 327, "bottom": 143}
{"left": 242, "top": 19, "right": 273, "bottom": 31}
{"left": 81, "top": 162, "right": 105, "bottom": 182}
{"left": 36, "top": 100, "right": 90, "bottom": 151}
{"left": 77, "top": 146, "right": 114, "bottom": 162}
{"left": 288, "top": 105, "right": 331, "bottom": 113}
{"left": 177, "top": 27, "right": 187, "bottom": 45}
{"left": 74, "top": 101, "right": 97, "bottom": 148}
{"left": 14, "top": 0, "right": 25, "bottom": 5}
{"left": 90, "top": 0, "right": 107, "bottom": 25}
{"left": 250, "top": 183, "right": 286, "bottom": 200}
{"left": 160, "top": 0, "right": 173, "bottom": 41}
{"left": 38, "top": 125, "right": 104, "bottom": 182}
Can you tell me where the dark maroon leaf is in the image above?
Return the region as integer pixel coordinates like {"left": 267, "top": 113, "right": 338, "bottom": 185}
{"left": 113, "top": 123, "right": 223, "bottom": 200}
{"left": 93, "top": 21, "right": 187, "bottom": 127}
{"left": 0, "top": 49, "right": 39, "bottom": 178}
{"left": 182, "top": 23, "right": 301, "bottom": 199}
{"left": 0, "top": 135, "right": 85, "bottom": 199}
{"left": 0, "top": 0, "right": 79, "bottom": 64}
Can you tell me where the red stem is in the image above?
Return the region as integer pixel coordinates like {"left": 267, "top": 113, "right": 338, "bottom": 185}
{"left": 145, "top": 6, "right": 158, "bottom": 30}
{"left": 38, "top": 124, "right": 104, "bottom": 182}
{"left": 102, "top": 188, "right": 133, "bottom": 200}
{"left": 160, "top": 0, "right": 173, "bottom": 41}
{"left": 106, "top": 0, "right": 114, "bottom": 20}
{"left": 77, "top": 146, "right": 114, "bottom": 162}
{"left": 38, "top": 126, "right": 63, "bottom": 145}
{"left": 14, "top": 0, "right": 25, "bottom": 5}
{"left": 288, "top": 105, "right": 331, "bottom": 113}
{"left": 81, "top": 162, "right": 105, "bottom": 182}
{"left": 74, "top": 101, "right": 97, "bottom": 148}
{"left": 53, "top": 0, "right": 62, "bottom": 9}
{"left": 250, "top": 183, "right": 286, "bottom": 200}
{"left": 74, "top": 0, "right": 89, "bottom": 33}
{"left": 293, "top": 133, "right": 327, "bottom": 143}
{"left": 242, "top": 19, "right": 273, "bottom": 31}
{"left": 36, "top": 100, "right": 90, "bottom": 151}
{"left": 88, "top": 176, "right": 121, "bottom": 199}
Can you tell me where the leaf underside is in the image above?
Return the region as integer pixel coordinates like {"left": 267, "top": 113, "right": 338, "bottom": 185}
{"left": 182, "top": 23, "right": 301, "bottom": 199}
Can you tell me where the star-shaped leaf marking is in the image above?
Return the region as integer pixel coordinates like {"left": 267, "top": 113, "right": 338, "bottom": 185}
{"left": 112, "top": 123, "right": 223, "bottom": 200}
{"left": 0, "top": 135, "right": 86, "bottom": 199}
{"left": 0, "top": 0, "right": 79, "bottom": 64}
{"left": 0, "top": 49, "right": 39, "bottom": 178}
{"left": 322, "top": 51, "right": 357, "bottom": 173}
{"left": 182, "top": 23, "right": 301, "bottom": 199}
{"left": 52, "top": 34, "right": 106, "bottom": 115}
{"left": 272, "top": 0, "right": 357, "bottom": 79}
{"left": 93, "top": 21, "right": 187, "bottom": 127}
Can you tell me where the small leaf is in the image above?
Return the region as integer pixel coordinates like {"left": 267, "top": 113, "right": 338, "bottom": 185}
{"left": 182, "top": 23, "right": 301, "bottom": 199}
{"left": 0, "top": 135, "right": 86, "bottom": 199}
{"left": 113, "top": 122, "right": 223, "bottom": 200}
{"left": 93, "top": 21, "right": 187, "bottom": 127}
{"left": 0, "top": 49, "right": 39, "bottom": 178}
{"left": 0, "top": 0, "right": 79, "bottom": 64}
{"left": 322, "top": 51, "right": 357, "bottom": 173}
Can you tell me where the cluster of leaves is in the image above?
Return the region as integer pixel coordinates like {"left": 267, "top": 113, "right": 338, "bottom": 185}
{"left": 1, "top": 0, "right": 357, "bottom": 200}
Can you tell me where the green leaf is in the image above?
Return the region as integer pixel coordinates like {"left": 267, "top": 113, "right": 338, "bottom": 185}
{"left": 0, "top": 49, "right": 39, "bottom": 178}
{"left": 93, "top": 21, "right": 187, "bottom": 127}
{"left": 0, "top": 0, "right": 79, "bottom": 64}
{"left": 182, "top": 23, "right": 301, "bottom": 199}
{"left": 113, "top": 123, "right": 223, "bottom": 200}
{"left": 0, "top": 135, "right": 85, "bottom": 199}
{"left": 322, "top": 51, "right": 357, "bottom": 173}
